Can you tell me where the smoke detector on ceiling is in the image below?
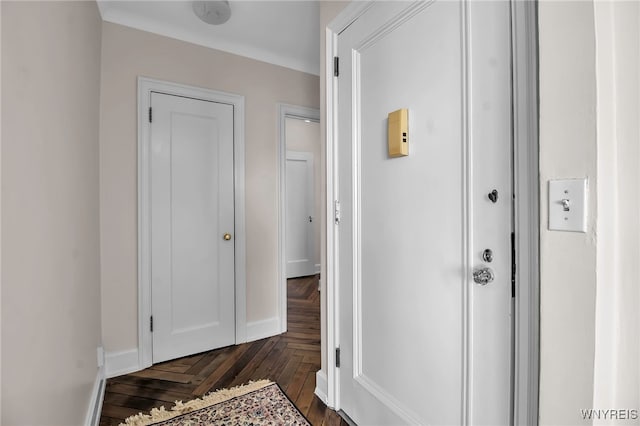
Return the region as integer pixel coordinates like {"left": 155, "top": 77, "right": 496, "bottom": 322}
{"left": 193, "top": 1, "right": 231, "bottom": 25}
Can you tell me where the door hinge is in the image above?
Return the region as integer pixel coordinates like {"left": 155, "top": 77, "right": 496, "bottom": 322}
{"left": 511, "top": 232, "right": 516, "bottom": 298}
{"left": 148, "top": 107, "right": 153, "bottom": 123}
{"left": 334, "top": 200, "right": 341, "bottom": 225}
{"left": 334, "top": 56, "right": 339, "bottom": 77}
{"left": 335, "top": 347, "right": 341, "bottom": 368}
{"left": 150, "top": 315, "right": 154, "bottom": 332}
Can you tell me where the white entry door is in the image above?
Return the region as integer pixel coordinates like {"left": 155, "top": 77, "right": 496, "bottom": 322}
{"left": 150, "top": 92, "right": 235, "bottom": 363}
{"left": 286, "top": 151, "right": 315, "bottom": 278}
{"left": 335, "top": 1, "right": 513, "bottom": 425}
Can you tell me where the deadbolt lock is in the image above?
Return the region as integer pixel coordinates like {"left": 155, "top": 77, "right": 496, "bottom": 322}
{"left": 482, "top": 249, "right": 493, "bottom": 263}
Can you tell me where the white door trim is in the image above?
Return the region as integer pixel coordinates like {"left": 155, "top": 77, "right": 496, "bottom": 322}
{"left": 277, "top": 104, "right": 320, "bottom": 333}
{"left": 325, "top": 2, "right": 374, "bottom": 410}
{"left": 137, "top": 77, "right": 246, "bottom": 369}
{"left": 324, "top": 0, "right": 540, "bottom": 419}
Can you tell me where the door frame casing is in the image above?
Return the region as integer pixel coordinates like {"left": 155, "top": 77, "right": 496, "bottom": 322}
{"left": 324, "top": 1, "right": 540, "bottom": 423}
{"left": 137, "top": 77, "right": 246, "bottom": 368}
{"left": 510, "top": 1, "right": 540, "bottom": 424}
{"left": 277, "top": 104, "right": 320, "bottom": 333}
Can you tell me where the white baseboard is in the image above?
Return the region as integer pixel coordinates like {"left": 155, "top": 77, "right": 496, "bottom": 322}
{"left": 105, "top": 348, "right": 140, "bottom": 378}
{"left": 246, "top": 316, "right": 281, "bottom": 342}
{"left": 84, "top": 366, "right": 106, "bottom": 426}
{"left": 315, "top": 369, "right": 328, "bottom": 405}
{"left": 314, "top": 263, "right": 321, "bottom": 274}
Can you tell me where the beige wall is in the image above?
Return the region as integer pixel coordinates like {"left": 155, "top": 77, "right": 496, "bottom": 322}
{"left": 0, "top": 1, "right": 3, "bottom": 420}
{"left": 99, "top": 22, "right": 320, "bottom": 353}
{"left": 285, "top": 117, "right": 321, "bottom": 268}
{"left": 1, "top": 0, "right": 4, "bottom": 419}
{"left": 539, "top": 1, "right": 598, "bottom": 424}
{"left": 1, "top": 1, "right": 103, "bottom": 424}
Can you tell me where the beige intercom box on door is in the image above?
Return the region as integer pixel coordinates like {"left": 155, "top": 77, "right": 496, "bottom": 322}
{"left": 388, "top": 108, "right": 409, "bottom": 157}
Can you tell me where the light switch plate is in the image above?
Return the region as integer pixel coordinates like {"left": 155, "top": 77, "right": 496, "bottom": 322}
{"left": 549, "top": 178, "right": 588, "bottom": 232}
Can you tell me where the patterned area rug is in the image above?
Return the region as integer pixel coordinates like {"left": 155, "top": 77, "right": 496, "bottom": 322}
{"left": 121, "top": 380, "right": 310, "bottom": 426}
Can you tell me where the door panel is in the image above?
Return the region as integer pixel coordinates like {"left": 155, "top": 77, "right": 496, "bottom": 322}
{"left": 467, "top": 3, "right": 514, "bottom": 423}
{"left": 151, "top": 92, "right": 235, "bottom": 363}
{"left": 286, "top": 151, "right": 315, "bottom": 278}
{"left": 336, "top": 2, "right": 512, "bottom": 425}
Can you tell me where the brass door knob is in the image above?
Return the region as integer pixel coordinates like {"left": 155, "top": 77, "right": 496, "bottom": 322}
{"left": 223, "top": 233, "right": 232, "bottom": 241}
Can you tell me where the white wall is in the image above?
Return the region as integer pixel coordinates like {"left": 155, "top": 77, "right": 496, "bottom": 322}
{"left": 99, "top": 22, "right": 320, "bottom": 354}
{"left": 1, "top": 1, "right": 103, "bottom": 424}
{"left": 285, "top": 117, "right": 321, "bottom": 269}
{"left": 540, "top": 1, "right": 640, "bottom": 423}
{"left": 593, "top": 0, "right": 640, "bottom": 418}
{"left": 538, "top": 2, "right": 598, "bottom": 424}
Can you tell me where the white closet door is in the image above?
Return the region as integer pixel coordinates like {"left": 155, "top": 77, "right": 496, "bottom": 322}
{"left": 286, "top": 151, "right": 315, "bottom": 278}
{"left": 150, "top": 92, "right": 235, "bottom": 363}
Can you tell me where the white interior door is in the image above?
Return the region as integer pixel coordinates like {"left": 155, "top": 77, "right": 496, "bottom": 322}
{"left": 286, "top": 151, "right": 315, "bottom": 278}
{"left": 335, "top": 1, "right": 513, "bottom": 425}
{"left": 150, "top": 92, "right": 235, "bottom": 363}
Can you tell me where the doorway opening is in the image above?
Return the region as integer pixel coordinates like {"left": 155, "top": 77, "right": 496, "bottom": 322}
{"left": 137, "top": 77, "right": 247, "bottom": 370}
{"left": 277, "top": 104, "right": 321, "bottom": 334}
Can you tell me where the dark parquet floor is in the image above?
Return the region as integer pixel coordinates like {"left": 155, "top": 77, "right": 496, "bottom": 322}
{"left": 99, "top": 275, "right": 347, "bottom": 426}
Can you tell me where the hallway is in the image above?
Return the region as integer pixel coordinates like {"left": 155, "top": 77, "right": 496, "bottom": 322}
{"left": 99, "top": 275, "right": 346, "bottom": 425}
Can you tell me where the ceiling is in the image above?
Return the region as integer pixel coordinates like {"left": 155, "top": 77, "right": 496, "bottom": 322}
{"left": 97, "top": 1, "right": 321, "bottom": 75}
